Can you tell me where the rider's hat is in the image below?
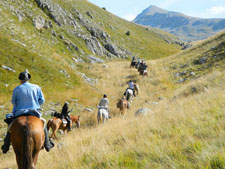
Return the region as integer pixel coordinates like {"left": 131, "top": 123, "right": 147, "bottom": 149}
{"left": 103, "top": 94, "right": 107, "bottom": 98}
{"left": 18, "top": 71, "right": 31, "bottom": 81}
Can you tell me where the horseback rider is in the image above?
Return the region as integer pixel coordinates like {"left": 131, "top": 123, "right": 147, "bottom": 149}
{"left": 60, "top": 102, "right": 72, "bottom": 131}
{"left": 98, "top": 94, "right": 110, "bottom": 118}
{"left": 128, "top": 80, "right": 136, "bottom": 97}
{"left": 1, "top": 71, "right": 54, "bottom": 154}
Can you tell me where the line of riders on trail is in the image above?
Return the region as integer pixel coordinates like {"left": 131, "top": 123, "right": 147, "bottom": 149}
{"left": 1, "top": 65, "right": 140, "bottom": 168}
{"left": 130, "top": 56, "right": 148, "bottom": 76}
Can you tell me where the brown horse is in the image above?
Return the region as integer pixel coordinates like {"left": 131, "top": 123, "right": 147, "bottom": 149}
{"left": 70, "top": 115, "right": 80, "bottom": 128}
{"left": 47, "top": 117, "right": 72, "bottom": 139}
{"left": 47, "top": 115, "right": 80, "bottom": 139}
{"left": 10, "top": 116, "right": 45, "bottom": 169}
{"left": 117, "top": 98, "right": 129, "bottom": 115}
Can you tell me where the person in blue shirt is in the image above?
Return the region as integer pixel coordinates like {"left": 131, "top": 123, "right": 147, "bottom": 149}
{"left": 1, "top": 71, "right": 54, "bottom": 153}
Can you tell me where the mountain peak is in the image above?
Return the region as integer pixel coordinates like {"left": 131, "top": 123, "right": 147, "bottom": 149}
{"left": 134, "top": 5, "right": 225, "bottom": 41}
{"left": 142, "top": 5, "right": 169, "bottom": 15}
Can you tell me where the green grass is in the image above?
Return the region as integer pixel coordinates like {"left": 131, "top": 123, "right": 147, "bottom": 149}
{"left": 165, "top": 30, "right": 225, "bottom": 82}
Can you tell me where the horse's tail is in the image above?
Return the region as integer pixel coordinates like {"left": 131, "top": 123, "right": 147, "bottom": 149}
{"left": 21, "top": 125, "right": 34, "bottom": 169}
{"left": 98, "top": 110, "right": 102, "bottom": 124}
{"left": 47, "top": 119, "right": 53, "bottom": 131}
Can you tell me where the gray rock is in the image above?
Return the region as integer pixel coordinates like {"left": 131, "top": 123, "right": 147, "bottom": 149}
{"left": 77, "top": 72, "right": 97, "bottom": 85}
{"left": 12, "top": 39, "right": 27, "bottom": 47}
{"left": 103, "top": 64, "right": 109, "bottom": 68}
{"left": 83, "top": 108, "right": 93, "bottom": 112}
{"left": 86, "top": 11, "right": 93, "bottom": 19}
{"left": 104, "top": 43, "right": 119, "bottom": 56}
{"left": 52, "top": 30, "right": 57, "bottom": 36}
{"left": 194, "top": 56, "right": 207, "bottom": 65}
{"left": 33, "top": 16, "right": 46, "bottom": 30}
{"left": 15, "top": 10, "right": 25, "bottom": 22}
{"left": 190, "top": 72, "right": 195, "bottom": 76}
{"left": 88, "top": 55, "right": 104, "bottom": 64}
{"left": 34, "top": 0, "right": 78, "bottom": 28}
{"left": 85, "top": 37, "right": 105, "bottom": 56}
{"left": 59, "top": 70, "right": 70, "bottom": 78}
{"left": 1, "top": 65, "right": 16, "bottom": 72}
{"left": 178, "top": 78, "right": 186, "bottom": 83}
{"left": 72, "top": 57, "right": 79, "bottom": 63}
{"left": 59, "top": 35, "right": 65, "bottom": 40}
{"left": 135, "top": 108, "right": 152, "bottom": 116}
{"left": 182, "top": 43, "right": 192, "bottom": 50}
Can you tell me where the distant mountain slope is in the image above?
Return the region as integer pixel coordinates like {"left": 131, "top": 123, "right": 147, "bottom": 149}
{"left": 0, "top": 0, "right": 181, "bottom": 102}
{"left": 166, "top": 30, "right": 225, "bottom": 82}
{"left": 134, "top": 5, "right": 225, "bottom": 41}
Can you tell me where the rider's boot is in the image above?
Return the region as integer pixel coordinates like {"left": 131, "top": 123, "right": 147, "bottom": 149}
{"left": 1, "top": 131, "right": 11, "bottom": 154}
{"left": 44, "top": 127, "right": 54, "bottom": 152}
{"left": 67, "top": 120, "right": 72, "bottom": 131}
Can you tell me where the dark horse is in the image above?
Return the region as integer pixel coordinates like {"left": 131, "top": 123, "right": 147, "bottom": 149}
{"left": 10, "top": 116, "right": 45, "bottom": 169}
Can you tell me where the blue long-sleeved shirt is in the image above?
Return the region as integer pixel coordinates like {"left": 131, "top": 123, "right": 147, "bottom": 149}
{"left": 11, "top": 82, "right": 45, "bottom": 117}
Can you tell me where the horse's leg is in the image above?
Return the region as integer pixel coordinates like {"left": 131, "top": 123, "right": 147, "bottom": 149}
{"left": 50, "top": 126, "right": 54, "bottom": 138}
{"left": 15, "top": 151, "right": 22, "bottom": 169}
{"left": 33, "top": 151, "right": 40, "bottom": 168}
{"left": 53, "top": 126, "right": 58, "bottom": 139}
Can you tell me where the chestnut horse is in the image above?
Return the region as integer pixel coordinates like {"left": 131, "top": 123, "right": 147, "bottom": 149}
{"left": 117, "top": 98, "right": 129, "bottom": 115}
{"left": 70, "top": 115, "right": 80, "bottom": 128}
{"left": 10, "top": 116, "right": 45, "bottom": 169}
{"left": 47, "top": 115, "right": 80, "bottom": 139}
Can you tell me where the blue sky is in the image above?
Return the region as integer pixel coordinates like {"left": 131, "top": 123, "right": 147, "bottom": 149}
{"left": 88, "top": 0, "right": 225, "bottom": 21}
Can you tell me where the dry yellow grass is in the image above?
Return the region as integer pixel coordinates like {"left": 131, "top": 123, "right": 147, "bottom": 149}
{"left": 1, "top": 59, "right": 225, "bottom": 169}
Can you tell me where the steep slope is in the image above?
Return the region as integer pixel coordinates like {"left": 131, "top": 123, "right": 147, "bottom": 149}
{"left": 134, "top": 5, "right": 225, "bottom": 41}
{"left": 0, "top": 0, "right": 181, "bottom": 103}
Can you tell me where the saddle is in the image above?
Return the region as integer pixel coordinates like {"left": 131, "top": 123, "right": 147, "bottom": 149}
{"left": 6, "top": 110, "right": 46, "bottom": 132}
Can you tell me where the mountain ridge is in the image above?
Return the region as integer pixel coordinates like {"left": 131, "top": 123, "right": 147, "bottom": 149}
{"left": 134, "top": 5, "right": 225, "bottom": 41}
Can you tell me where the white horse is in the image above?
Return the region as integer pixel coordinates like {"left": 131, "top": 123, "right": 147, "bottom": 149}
{"left": 97, "top": 107, "right": 109, "bottom": 124}
{"left": 125, "top": 88, "right": 134, "bottom": 103}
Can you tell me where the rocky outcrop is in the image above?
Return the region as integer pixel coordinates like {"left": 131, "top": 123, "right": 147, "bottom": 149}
{"left": 33, "top": 0, "right": 131, "bottom": 59}
{"left": 34, "top": 0, "right": 78, "bottom": 28}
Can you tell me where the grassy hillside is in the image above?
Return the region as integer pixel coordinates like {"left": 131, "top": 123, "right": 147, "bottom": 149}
{"left": 0, "top": 0, "right": 181, "bottom": 103}
{"left": 165, "top": 30, "right": 225, "bottom": 83}
{"left": 1, "top": 31, "right": 225, "bottom": 168}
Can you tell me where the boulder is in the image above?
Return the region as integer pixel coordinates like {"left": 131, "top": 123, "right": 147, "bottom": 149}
{"left": 135, "top": 108, "right": 152, "bottom": 116}
{"left": 104, "top": 43, "right": 119, "bottom": 56}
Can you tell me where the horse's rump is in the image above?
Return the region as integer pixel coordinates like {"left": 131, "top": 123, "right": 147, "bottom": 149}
{"left": 10, "top": 116, "right": 44, "bottom": 169}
